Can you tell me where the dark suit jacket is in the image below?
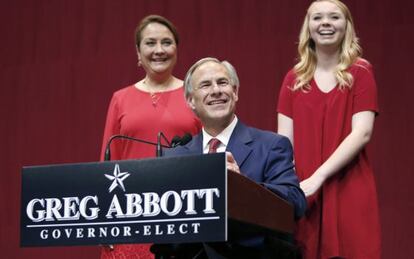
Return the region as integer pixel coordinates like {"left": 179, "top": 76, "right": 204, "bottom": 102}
{"left": 162, "top": 121, "right": 306, "bottom": 256}
{"left": 165, "top": 121, "right": 306, "bottom": 219}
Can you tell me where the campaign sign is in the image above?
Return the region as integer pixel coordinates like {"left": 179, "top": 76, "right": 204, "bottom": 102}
{"left": 20, "top": 153, "right": 227, "bottom": 247}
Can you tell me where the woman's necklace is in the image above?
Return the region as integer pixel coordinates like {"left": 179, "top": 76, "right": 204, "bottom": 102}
{"left": 149, "top": 92, "right": 161, "bottom": 106}
{"left": 142, "top": 79, "right": 167, "bottom": 107}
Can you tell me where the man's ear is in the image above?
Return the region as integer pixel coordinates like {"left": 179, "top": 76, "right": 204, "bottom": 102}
{"left": 233, "top": 86, "right": 239, "bottom": 102}
{"left": 187, "top": 96, "right": 196, "bottom": 110}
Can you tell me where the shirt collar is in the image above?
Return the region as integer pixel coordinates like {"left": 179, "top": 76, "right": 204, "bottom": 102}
{"left": 202, "top": 116, "right": 238, "bottom": 153}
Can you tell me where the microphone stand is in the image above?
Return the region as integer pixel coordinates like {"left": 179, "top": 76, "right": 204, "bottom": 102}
{"left": 103, "top": 134, "right": 169, "bottom": 251}
{"left": 104, "top": 134, "right": 169, "bottom": 161}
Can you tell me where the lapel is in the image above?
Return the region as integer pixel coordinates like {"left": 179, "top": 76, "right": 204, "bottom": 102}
{"left": 183, "top": 133, "right": 203, "bottom": 154}
{"left": 226, "top": 121, "right": 253, "bottom": 168}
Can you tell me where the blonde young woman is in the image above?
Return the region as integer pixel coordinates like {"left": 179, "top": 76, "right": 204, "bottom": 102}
{"left": 277, "top": 0, "right": 381, "bottom": 258}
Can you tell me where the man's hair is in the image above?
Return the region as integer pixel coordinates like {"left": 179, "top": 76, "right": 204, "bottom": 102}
{"left": 184, "top": 57, "right": 240, "bottom": 98}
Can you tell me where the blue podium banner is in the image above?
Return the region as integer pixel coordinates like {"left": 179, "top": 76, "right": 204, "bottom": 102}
{"left": 20, "top": 154, "right": 227, "bottom": 247}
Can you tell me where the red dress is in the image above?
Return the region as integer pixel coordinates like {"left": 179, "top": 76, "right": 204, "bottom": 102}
{"left": 100, "top": 85, "right": 201, "bottom": 259}
{"left": 277, "top": 60, "right": 381, "bottom": 259}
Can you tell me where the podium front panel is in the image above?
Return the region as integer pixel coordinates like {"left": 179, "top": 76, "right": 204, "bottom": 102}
{"left": 20, "top": 154, "right": 227, "bottom": 247}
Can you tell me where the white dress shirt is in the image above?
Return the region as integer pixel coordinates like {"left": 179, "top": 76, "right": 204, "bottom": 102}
{"left": 202, "top": 116, "right": 238, "bottom": 154}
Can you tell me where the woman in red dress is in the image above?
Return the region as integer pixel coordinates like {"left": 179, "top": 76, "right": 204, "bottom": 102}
{"left": 100, "top": 15, "right": 201, "bottom": 259}
{"left": 277, "top": 1, "right": 381, "bottom": 258}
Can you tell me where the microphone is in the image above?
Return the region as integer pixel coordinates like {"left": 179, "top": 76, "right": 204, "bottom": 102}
{"left": 171, "top": 133, "right": 192, "bottom": 147}
{"left": 170, "top": 136, "right": 181, "bottom": 147}
{"left": 180, "top": 133, "right": 192, "bottom": 145}
{"left": 104, "top": 134, "right": 170, "bottom": 161}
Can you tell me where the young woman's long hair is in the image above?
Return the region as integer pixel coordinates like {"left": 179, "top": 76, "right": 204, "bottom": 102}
{"left": 293, "top": 0, "right": 362, "bottom": 91}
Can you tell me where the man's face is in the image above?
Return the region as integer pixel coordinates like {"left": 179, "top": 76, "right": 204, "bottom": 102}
{"left": 187, "top": 61, "right": 238, "bottom": 129}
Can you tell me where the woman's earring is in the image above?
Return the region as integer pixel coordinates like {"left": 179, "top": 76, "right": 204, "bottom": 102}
{"left": 138, "top": 60, "right": 142, "bottom": 67}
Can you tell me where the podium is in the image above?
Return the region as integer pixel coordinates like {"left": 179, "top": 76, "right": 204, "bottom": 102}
{"left": 228, "top": 169, "right": 293, "bottom": 235}
{"left": 20, "top": 153, "right": 294, "bottom": 249}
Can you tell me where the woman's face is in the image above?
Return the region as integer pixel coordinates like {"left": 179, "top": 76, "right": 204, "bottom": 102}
{"left": 308, "top": 1, "right": 347, "bottom": 49}
{"left": 137, "top": 23, "right": 177, "bottom": 77}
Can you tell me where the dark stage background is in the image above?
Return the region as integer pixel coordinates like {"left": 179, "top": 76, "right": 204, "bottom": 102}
{"left": 1, "top": 0, "right": 413, "bottom": 258}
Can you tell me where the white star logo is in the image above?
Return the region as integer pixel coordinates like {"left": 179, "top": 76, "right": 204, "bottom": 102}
{"left": 105, "top": 164, "right": 130, "bottom": 192}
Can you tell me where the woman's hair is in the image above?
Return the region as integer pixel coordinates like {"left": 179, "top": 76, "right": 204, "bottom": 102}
{"left": 134, "top": 15, "right": 179, "bottom": 50}
{"left": 293, "top": 0, "right": 362, "bottom": 91}
{"left": 184, "top": 57, "right": 240, "bottom": 99}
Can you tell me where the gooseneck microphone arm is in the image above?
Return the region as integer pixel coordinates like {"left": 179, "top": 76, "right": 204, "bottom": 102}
{"left": 159, "top": 132, "right": 171, "bottom": 147}
{"left": 156, "top": 132, "right": 172, "bottom": 157}
{"left": 104, "top": 134, "right": 170, "bottom": 161}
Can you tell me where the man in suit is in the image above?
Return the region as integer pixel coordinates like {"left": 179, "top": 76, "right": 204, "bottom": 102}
{"left": 159, "top": 57, "right": 306, "bottom": 258}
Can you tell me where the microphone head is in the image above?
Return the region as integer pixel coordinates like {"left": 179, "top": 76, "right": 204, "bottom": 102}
{"left": 180, "top": 133, "right": 192, "bottom": 145}
{"left": 171, "top": 135, "right": 181, "bottom": 147}
{"left": 170, "top": 133, "right": 192, "bottom": 147}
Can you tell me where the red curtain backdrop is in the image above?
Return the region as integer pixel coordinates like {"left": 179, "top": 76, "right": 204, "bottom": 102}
{"left": 1, "top": 0, "right": 413, "bottom": 258}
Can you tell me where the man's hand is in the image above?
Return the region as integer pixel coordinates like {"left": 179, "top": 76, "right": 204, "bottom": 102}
{"left": 226, "top": 152, "right": 240, "bottom": 174}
